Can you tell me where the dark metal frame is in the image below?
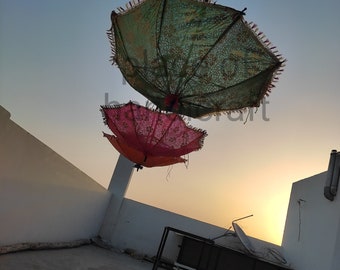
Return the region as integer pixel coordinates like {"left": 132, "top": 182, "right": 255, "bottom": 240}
{"left": 152, "top": 226, "right": 292, "bottom": 270}
{"left": 152, "top": 226, "right": 214, "bottom": 270}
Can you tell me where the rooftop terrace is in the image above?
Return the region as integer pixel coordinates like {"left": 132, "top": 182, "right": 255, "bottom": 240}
{"left": 0, "top": 244, "right": 152, "bottom": 270}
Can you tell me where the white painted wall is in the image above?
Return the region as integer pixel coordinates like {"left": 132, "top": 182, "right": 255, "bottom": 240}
{"left": 107, "top": 198, "right": 287, "bottom": 267}
{"left": 282, "top": 172, "right": 340, "bottom": 270}
{"left": 0, "top": 106, "right": 111, "bottom": 246}
{"left": 108, "top": 198, "right": 228, "bottom": 258}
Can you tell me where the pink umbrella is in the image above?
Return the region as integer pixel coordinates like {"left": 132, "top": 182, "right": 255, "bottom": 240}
{"left": 101, "top": 101, "right": 207, "bottom": 169}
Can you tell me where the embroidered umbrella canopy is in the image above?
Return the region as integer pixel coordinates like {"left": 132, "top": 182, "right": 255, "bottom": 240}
{"left": 101, "top": 101, "right": 207, "bottom": 169}
{"left": 108, "top": 0, "right": 285, "bottom": 118}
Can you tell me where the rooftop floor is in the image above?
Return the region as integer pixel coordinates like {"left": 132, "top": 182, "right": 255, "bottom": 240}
{"left": 0, "top": 244, "right": 153, "bottom": 270}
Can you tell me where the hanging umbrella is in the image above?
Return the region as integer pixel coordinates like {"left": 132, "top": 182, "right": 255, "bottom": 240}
{"left": 103, "top": 133, "right": 186, "bottom": 169}
{"left": 108, "top": 0, "right": 285, "bottom": 118}
{"left": 101, "top": 101, "right": 207, "bottom": 169}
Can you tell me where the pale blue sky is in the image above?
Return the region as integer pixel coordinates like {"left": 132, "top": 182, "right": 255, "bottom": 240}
{"left": 1, "top": 0, "right": 339, "bottom": 244}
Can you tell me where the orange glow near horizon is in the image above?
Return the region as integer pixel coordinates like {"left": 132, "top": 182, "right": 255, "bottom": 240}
{"left": 124, "top": 156, "right": 327, "bottom": 246}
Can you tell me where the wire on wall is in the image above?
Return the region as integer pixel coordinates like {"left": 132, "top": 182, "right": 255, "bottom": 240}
{"left": 297, "top": 199, "right": 306, "bottom": 241}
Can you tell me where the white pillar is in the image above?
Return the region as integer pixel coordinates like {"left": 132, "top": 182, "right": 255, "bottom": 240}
{"left": 99, "top": 154, "right": 134, "bottom": 242}
{"left": 108, "top": 154, "right": 135, "bottom": 196}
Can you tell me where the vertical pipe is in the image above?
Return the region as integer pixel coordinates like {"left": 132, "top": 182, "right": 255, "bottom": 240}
{"left": 324, "top": 150, "right": 339, "bottom": 201}
{"left": 152, "top": 227, "right": 170, "bottom": 270}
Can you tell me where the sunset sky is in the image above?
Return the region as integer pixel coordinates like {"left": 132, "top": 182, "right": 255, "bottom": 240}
{"left": 1, "top": 0, "right": 339, "bottom": 245}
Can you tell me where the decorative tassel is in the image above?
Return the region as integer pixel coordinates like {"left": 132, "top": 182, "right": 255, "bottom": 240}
{"left": 195, "top": 0, "right": 215, "bottom": 4}
{"left": 107, "top": 29, "right": 117, "bottom": 65}
{"left": 114, "top": 0, "right": 147, "bottom": 15}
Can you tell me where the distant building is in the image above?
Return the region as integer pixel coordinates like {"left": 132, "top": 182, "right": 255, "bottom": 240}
{"left": 282, "top": 150, "right": 340, "bottom": 270}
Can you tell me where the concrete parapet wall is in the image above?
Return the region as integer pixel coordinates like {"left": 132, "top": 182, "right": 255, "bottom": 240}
{"left": 0, "top": 105, "right": 111, "bottom": 246}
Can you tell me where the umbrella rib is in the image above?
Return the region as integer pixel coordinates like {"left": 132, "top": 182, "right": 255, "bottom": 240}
{"left": 176, "top": 63, "right": 281, "bottom": 115}
{"left": 110, "top": 13, "right": 140, "bottom": 80}
{"left": 129, "top": 103, "right": 147, "bottom": 159}
{"left": 181, "top": 62, "right": 282, "bottom": 102}
{"left": 179, "top": 8, "right": 246, "bottom": 94}
{"left": 131, "top": 105, "right": 177, "bottom": 157}
{"left": 111, "top": 11, "right": 164, "bottom": 94}
{"left": 148, "top": 114, "right": 179, "bottom": 155}
{"left": 213, "top": 62, "right": 282, "bottom": 96}
{"left": 174, "top": 44, "right": 195, "bottom": 94}
{"left": 110, "top": 13, "right": 128, "bottom": 62}
{"left": 125, "top": 64, "right": 169, "bottom": 99}
{"left": 155, "top": 0, "right": 170, "bottom": 93}
{"left": 180, "top": 57, "right": 282, "bottom": 101}
{"left": 145, "top": 107, "right": 162, "bottom": 146}
{"left": 111, "top": 5, "right": 172, "bottom": 99}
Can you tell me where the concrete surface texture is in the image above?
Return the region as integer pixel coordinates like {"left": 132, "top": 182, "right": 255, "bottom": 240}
{"left": 0, "top": 245, "right": 153, "bottom": 270}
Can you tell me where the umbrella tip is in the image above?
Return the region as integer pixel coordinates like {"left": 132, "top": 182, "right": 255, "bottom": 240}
{"left": 111, "top": 10, "right": 118, "bottom": 21}
{"left": 134, "top": 164, "right": 143, "bottom": 171}
{"left": 164, "top": 94, "right": 180, "bottom": 112}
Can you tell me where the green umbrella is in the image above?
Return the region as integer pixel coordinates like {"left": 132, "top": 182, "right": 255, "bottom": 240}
{"left": 108, "top": 0, "right": 285, "bottom": 118}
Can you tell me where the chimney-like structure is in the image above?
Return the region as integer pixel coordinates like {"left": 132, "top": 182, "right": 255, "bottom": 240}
{"left": 324, "top": 149, "right": 340, "bottom": 201}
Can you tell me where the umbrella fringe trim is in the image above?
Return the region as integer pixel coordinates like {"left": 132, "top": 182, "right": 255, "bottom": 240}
{"left": 100, "top": 107, "right": 109, "bottom": 126}
{"left": 181, "top": 116, "right": 208, "bottom": 151}
{"left": 260, "top": 59, "right": 286, "bottom": 108}
{"left": 195, "top": 104, "right": 264, "bottom": 124}
{"left": 245, "top": 20, "right": 287, "bottom": 112}
{"left": 246, "top": 20, "right": 286, "bottom": 65}
{"left": 100, "top": 103, "right": 131, "bottom": 126}
{"left": 100, "top": 103, "right": 134, "bottom": 125}
{"left": 114, "top": 0, "right": 147, "bottom": 15}
{"left": 101, "top": 101, "right": 172, "bottom": 114}
{"left": 107, "top": 28, "right": 117, "bottom": 65}
{"left": 114, "top": 0, "right": 217, "bottom": 15}
{"left": 197, "top": 108, "right": 250, "bottom": 120}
